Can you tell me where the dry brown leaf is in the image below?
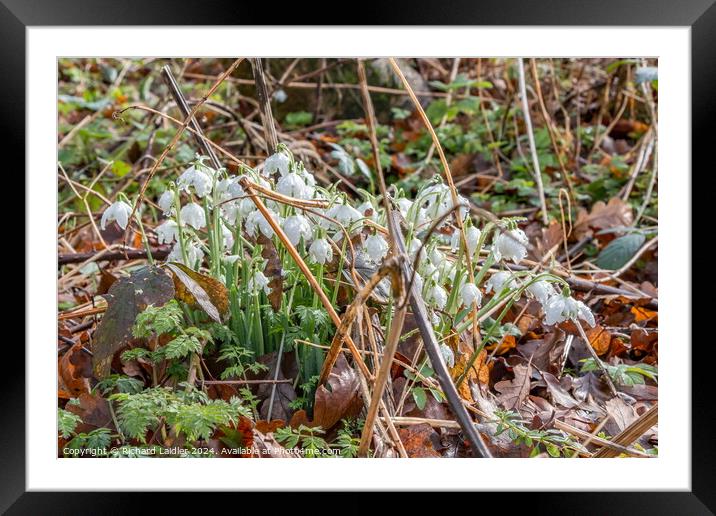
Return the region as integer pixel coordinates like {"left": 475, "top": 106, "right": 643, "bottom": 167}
{"left": 585, "top": 325, "right": 612, "bottom": 356}
{"left": 167, "top": 262, "right": 229, "bottom": 322}
{"left": 447, "top": 333, "right": 489, "bottom": 403}
{"left": 494, "top": 363, "right": 532, "bottom": 410}
{"left": 257, "top": 234, "right": 284, "bottom": 312}
{"left": 573, "top": 197, "right": 633, "bottom": 239}
{"left": 396, "top": 423, "right": 441, "bottom": 458}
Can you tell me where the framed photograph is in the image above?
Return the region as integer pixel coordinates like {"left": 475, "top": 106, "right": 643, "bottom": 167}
{"left": 8, "top": 0, "right": 711, "bottom": 511}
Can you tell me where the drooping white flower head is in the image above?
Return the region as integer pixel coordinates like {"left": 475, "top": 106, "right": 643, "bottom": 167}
{"left": 277, "top": 172, "right": 313, "bottom": 200}
{"left": 426, "top": 283, "right": 448, "bottom": 310}
{"left": 429, "top": 248, "right": 445, "bottom": 268}
{"left": 177, "top": 165, "right": 213, "bottom": 198}
{"left": 485, "top": 271, "right": 518, "bottom": 294}
{"left": 493, "top": 228, "right": 529, "bottom": 264}
{"left": 365, "top": 234, "right": 389, "bottom": 263}
{"left": 408, "top": 237, "right": 427, "bottom": 264}
{"left": 420, "top": 183, "right": 451, "bottom": 220}
{"left": 273, "top": 89, "right": 288, "bottom": 103}
{"left": 421, "top": 261, "right": 437, "bottom": 280}
{"left": 526, "top": 279, "right": 557, "bottom": 306}
{"left": 460, "top": 282, "right": 482, "bottom": 308}
{"left": 249, "top": 270, "right": 272, "bottom": 295}
{"left": 263, "top": 152, "right": 291, "bottom": 177}
{"left": 325, "top": 203, "right": 363, "bottom": 228}
{"left": 155, "top": 220, "right": 179, "bottom": 245}
{"left": 543, "top": 293, "right": 596, "bottom": 327}
{"left": 396, "top": 198, "right": 413, "bottom": 218}
{"left": 440, "top": 343, "right": 455, "bottom": 368}
{"left": 158, "top": 190, "right": 175, "bottom": 216}
{"left": 245, "top": 208, "right": 279, "bottom": 239}
{"left": 309, "top": 238, "right": 333, "bottom": 265}
{"left": 180, "top": 202, "right": 206, "bottom": 230}
{"left": 283, "top": 215, "right": 312, "bottom": 246}
{"left": 167, "top": 240, "right": 204, "bottom": 269}
{"left": 452, "top": 226, "right": 482, "bottom": 258}
{"left": 221, "top": 201, "right": 240, "bottom": 226}
{"left": 100, "top": 200, "right": 133, "bottom": 230}
{"left": 357, "top": 201, "right": 376, "bottom": 220}
{"left": 222, "top": 224, "right": 234, "bottom": 250}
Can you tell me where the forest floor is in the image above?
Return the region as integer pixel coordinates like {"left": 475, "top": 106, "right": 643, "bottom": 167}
{"left": 57, "top": 57, "right": 658, "bottom": 459}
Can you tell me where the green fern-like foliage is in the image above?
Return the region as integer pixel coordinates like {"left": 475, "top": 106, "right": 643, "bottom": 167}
{"left": 58, "top": 408, "right": 82, "bottom": 439}
{"left": 110, "top": 387, "right": 251, "bottom": 444}
{"left": 132, "top": 300, "right": 184, "bottom": 338}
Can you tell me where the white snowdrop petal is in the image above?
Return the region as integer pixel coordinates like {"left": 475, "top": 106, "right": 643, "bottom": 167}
{"left": 460, "top": 282, "right": 482, "bottom": 307}
{"left": 365, "top": 234, "right": 389, "bottom": 263}
{"left": 495, "top": 229, "right": 529, "bottom": 264}
{"left": 101, "top": 201, "right": 132, "bottom": 230}
{"left": 156, "top": 220, "right": 179, "bottom": 245}
{"left": 180, "top": 202, "right": 206, "bottom": 230}
{"left": 309, "top": 238, "right": 333, "bottom": 264}
{"left": 158, "top": 190, "right": 175, "bottom": 215}
{"left": 263, "top": 152, "right": 291, "bottom": 177}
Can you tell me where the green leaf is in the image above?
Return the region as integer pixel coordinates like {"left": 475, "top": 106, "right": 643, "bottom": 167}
{"left": 284, "top": 111, "right": 313, "bottom": 128}
{"left": 595, "top": 233, "right": 646, "bottom": 270}
{"left": 111, "top": 160, "right": 132, "bottom": 178}
{"left": 58, "top": 409, "right": 82, "bottom": 439}
{"left": 412, "top": 387, "right": 427, "bottom": 410}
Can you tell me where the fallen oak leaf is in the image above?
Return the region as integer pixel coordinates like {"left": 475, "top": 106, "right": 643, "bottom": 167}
{"left": 494, "top": 362, "right": 532, "bottom": 411}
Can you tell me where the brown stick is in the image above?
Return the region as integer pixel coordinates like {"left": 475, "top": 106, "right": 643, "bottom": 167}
{"left": 250, "top": 58, "right": 279, "bottom": 155}
{"left": 58, "top": 246, "right": 171, "bottom": 265}
{"left": 593, "top": 403, "right": 658, "bottom": 458}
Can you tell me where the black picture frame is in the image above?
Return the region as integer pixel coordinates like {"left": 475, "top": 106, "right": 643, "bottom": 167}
{"left": 6, "top": 1, "right": 710, "bottom": 512}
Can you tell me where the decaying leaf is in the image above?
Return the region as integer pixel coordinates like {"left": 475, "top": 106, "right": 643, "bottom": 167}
{"left": 573, "top": 197, "right": 633, "bottom": 239}
{"left": 397, "top": 423, "right": 441, "bottom": 457}
{"left": 312, "top": 354, "right": 362, "bottom": 430}
{"left": 165, "top": 262, "right": 228, "bottom": 322}
{"left": 257, "top": 234, "right": 283, "bottom": 312}
{"left": 65, "top": 392, "right": 114, "bottom": 434}
{"left": 92, "top": 266, "right": 175, "bottom": 379}
{"left": 58, "top": 341, "right": 93, "bottom": 398}
{"left": 448, "top": 333, "right": 489, "bottom": 403}
{"left": 584, "top": 325, "right": 612, "bottom": 356}
{"left": 494, "top": 362, "right": 532, "bottom": 410}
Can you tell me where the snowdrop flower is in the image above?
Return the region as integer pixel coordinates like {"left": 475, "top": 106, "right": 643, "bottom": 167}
{"left": 277, "top": 172, "right": 312, "bottom": 200}
{"left": 309, "top": 238, "right": 332, "bottom": 264}
{"left": 326, "top": 203, "right": 363, "bottom": 228}
{"left": 167, "top": 241, "right": 204, "bottom": 268}
{"left": 180, "top": 202, "right": 206, "bottom": 230}
{"left": 221, "top": 201, "right": 240, "bottom": 226}
{"left": 408, "top": 238, "right": 427, "bottom": 264}
{"left": 155, "top": 220, "right": 179, "bottom": 245}
{"left": 493, "top": 228, "right": 529, "bottom": 264}
{"left": 357, "top": 201, "right": 376, "bottom": 220}
{"left": 364, "top": 234, "right": 389, "bottom": 263}
{"left": 158, "top": 190, "right": 175, "bottom": 216}
{"left": 263, "top": 152, "right": 290, "bottom": 177}
{"left": 273, "top": 89, "right": 288, "bottom": 103}
{"left": 543, "top": 293, "right": 596, "bottom": 328}
{"left": 101, "top": 200, "right": 132, "bottom": 230}
{"left": 245, "top": 208, "right": 279, "bottom": 239}
{"left": 426, "top": 283, "right": 448, "bottom": 310}
{"left": 485, "top": 271, "right": 518, "bottom": 294}
{"left": 222, "top": 225, "right": 234, "bottom": 250}
{"left": 422, "top": 262, "right": 437, "bottom": 279}
{"left": 527, "top": 279, "right": 557, "bottom": 306}
{"left": 460, "top": 282, "right": 482, "bottom": 307}
{"left": 249, "top": 270, "right": 271, "bottom": 295}
{"left": 440, "top": 343, "right": 455, "bottom": 368}
{"left": 177, "top": 165, "right": 213, "bottom": 198}
{"left": 224, "top": 255, "right": 241, "bottom": 265}
{"left": 396, "top": 198, "right": 413, "bottom": 218}
{"left": 452, "top": 226, "right": 481, "bottom": 257}
{"left": 420, "top": 183, "right": 451, "bottom": 219}
{"left": 429, "top": 248, "right": 444, "bottom": 268}
{"left": 283, "top": 215, "right": 312, "bottom": 246}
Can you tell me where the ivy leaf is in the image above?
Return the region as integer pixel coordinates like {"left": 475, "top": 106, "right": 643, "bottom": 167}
{"left": 595, "top": 233, "right": 646, "bottom": 270}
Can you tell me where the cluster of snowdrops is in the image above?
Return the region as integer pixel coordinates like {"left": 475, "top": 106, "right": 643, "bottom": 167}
{"left": 101, "top": 148, "right": 595, "bottom": 367}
